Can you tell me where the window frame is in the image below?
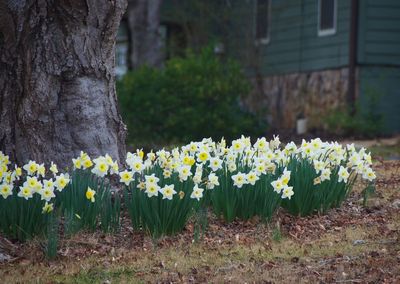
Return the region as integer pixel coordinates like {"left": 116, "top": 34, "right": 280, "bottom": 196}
{"left": 317, "top": 0, "right": 337, "bottom": 37}
{"left": 254, "top": 0, "right": 271, "bottom": 45}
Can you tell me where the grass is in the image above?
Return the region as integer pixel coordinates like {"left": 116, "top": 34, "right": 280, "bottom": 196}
{"left": 2, "top": 220, "right": 398, "bottom": 283}
{"left": 271, "top": 225, "right": 283, "bottom": 242}
{"left": 370, "top": 142, "right": 400, "bottom": 159}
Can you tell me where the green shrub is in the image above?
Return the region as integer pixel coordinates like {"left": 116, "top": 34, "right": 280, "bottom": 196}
{"left": 324, "top": 107, "right": 384, "bottom": 138}
{"left": 117, "top": 47, "right": 265, "bottom": 147}
{"left": 324, "top": 87, "right": 385, "bottom": 138}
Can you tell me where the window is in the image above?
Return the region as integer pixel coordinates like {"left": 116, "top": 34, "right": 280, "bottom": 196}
{"left": 115, "top": 22, "right": 128, "bottom": 77}
{"left": 115, "top": 43, "right": 128, "bottom": 77}
{"left": 318, "top": 0, "right": 337, "bottom": 36}
{"left": 163, "top": 22, "right": 187, "bottom": 59}
{"left": 255, "top": 0, "right": 271, "bottom": 44}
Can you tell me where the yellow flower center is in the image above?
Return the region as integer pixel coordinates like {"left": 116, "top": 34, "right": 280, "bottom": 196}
{"left": 199, "top": 152, "right": 208, "bottom": 161}
{"left": 84, "top": 159, "right": 93, "bottom": 168}
{"left": 99, "top": 163, "right": 107, "bottom": 172}
{"left": 183, "top": 156, "right": 190, "bottom": 165}
{"left": 86, "top": 189, "right": 95, "bottom": 201}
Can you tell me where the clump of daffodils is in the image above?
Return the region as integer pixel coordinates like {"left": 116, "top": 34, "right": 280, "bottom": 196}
{"left": 0, "top": 152, "right": 70, "bottom": 214}
{"left": 0, "top": 136, "right": 376, "bottom": 208}
{"left": 118, "top": 135, "right": 376, "bottom": 221}
{"left": 118, "top": 136, "right": 375, "bottom": 205}
{"left": 0, "top": 153, "right": 70, "bottom": 241}
{"left": 0, "top": 135, "right": 377, "bottom": 239}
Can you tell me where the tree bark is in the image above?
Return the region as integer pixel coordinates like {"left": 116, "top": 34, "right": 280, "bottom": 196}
{"left": 127, "top": 0, "right": 163, "bottom": 69}
{"left": 0, "top": 0, "right": 127, "bottom": 168}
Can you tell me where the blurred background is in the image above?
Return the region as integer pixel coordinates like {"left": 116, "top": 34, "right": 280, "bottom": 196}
{"left": 115, "top": 0, "right": 400, "bottom": 150}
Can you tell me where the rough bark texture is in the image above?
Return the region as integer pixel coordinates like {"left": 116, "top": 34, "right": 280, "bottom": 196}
{"left": 0, "top": 0, "right": 127, "bottom": 168}
{"left": 127, "top": 0, "right": 163, "bottom": 69}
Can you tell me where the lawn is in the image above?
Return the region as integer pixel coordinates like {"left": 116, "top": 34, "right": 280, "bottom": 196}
{"left": 0, "top": 159, "right": 399, "bottom": 283}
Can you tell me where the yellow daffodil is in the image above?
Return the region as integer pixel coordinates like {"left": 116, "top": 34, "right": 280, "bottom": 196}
{"left": 42, "top": 202, "right": 54, "bottom": 214}
{"left": 86, "top": 187, "right": 96, "bottom": 202}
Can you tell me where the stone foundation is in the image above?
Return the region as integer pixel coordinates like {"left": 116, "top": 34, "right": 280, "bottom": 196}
{"left": 246, "top": 68, "right": 350, "bottom": 131}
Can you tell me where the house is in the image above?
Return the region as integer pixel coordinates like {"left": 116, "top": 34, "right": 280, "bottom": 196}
{"left": 116, "top": 0, "right": 400, "bottom": 134}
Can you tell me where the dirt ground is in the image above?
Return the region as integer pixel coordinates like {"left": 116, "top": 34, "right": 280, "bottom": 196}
{"left": 0, "top": 159, "right": 399, "bottom": 283}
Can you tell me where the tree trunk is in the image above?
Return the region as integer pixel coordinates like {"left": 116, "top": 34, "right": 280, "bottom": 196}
{"left": 0, "top": 0, "right": 127, "bottom": 169}
{"left": 127, "top": 0, "right": 163, "bottom": 69}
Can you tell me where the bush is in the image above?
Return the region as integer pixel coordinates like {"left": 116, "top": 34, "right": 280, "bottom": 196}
{"left": 117, "top": 47, "right": 265, "bottom": 147}
{"left": 324, "top": 107, "right": 384, "bottom": 138}
{"left": 324, "top": 87, "right": 385, "bottom": 138}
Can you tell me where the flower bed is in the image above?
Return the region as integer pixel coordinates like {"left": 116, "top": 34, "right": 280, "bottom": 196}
{"left": 0, "top": 136, "right": 376, "bottom": 242}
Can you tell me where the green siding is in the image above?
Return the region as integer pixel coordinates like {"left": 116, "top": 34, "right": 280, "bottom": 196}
{"left": 359, "top": 66, "right": 400, "bottom": 133}
{"left": 301, "top": 0, "right": 350, "bottom": 71}
{"left": 358, "top": 0, "right": 400, "bottom": 65}
{"left": 259, "top": 1, "right": 302, "bottom": 75}
{"left": 258, "top": 0, "right": 351, "bottom": 76}
{"left": 161, "top": 0, "right": 351, "bottom": 76}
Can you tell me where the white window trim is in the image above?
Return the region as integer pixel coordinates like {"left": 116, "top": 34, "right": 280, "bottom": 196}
{"left": 318, "top": 0, "right": 337, "bottom": 37}
{"left": 254, "top": 0, "right": 271, "bottom": 45}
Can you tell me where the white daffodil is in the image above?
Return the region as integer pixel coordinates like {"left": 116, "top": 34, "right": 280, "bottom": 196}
{"left": 271, "top": 179, "right": 284, "bottom": 193}
{"left": 0, "top": 183, "right": 12, "bottom": 199}
{"left": 40, "top": 187, "right": 56, "bottom": 202}
{"left": 206, "top": 172, "right": 220, "bottom": 189}
{"left": 145, "top": 174, "right": 159, "bottom": 184}
{"left": 119, "top": 170, "right": 134, "bottom": 186}
{"left": 190, "top": 185, "right": 204, "bottom": 201}
{"left": 232, "top": 172, "right": 247, "bottom": 188}
{"left": 246, "top": 171, "right": 259, "bottom": 186}
{"left": 145, "top": 182, "right": 160, "bottom": 198}
{"left": 18, "top": 185, "right": 33, "bottom": 200}
{"left": 281, "top": 186, "right": 294, "bottom": 200}
{"left": 55, "top": 173, "right": 70, "bottom": 191}
{"left": 161, "top": 184, "right": 176, "bottom": 200}
{"left": 23, "top": 160, "right": 38, "bottom": 176}
{"left": 209, "top": 157, "right": 223, "bottom": 172}
{"left": 338, "top": 166, "right": 350, "bottom": 183}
